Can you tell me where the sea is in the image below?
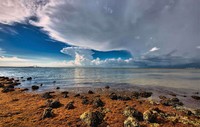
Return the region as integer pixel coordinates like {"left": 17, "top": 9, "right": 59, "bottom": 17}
{"left": 0, "top": 67, "right": 200, "bottom": 108}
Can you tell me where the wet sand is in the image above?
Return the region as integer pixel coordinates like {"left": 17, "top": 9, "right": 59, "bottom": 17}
{"left": 0, "top": 77, "right": 200, "bottom": 127}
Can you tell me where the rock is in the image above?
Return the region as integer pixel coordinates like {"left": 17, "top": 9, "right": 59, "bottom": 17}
{"left": 42, "top": 108, "right": 54, "bottom": 119}
{"left": 53, "top": 81, "right": 56, "bottom": 83}
{"left": 56, "top": 87, "right": 60, "bottom": 89}
{"left": 194, "top": 109, "right": 200, "bottom": 116}
{"left": 169, "top": 93, "right": 176, "bottom": 97}
{"left": 105, "top": 85, "right": 110, "bottom": 89}
{"left": 88, "top": 90, "right": 94, "bottom": 94}
{"left": 80, "top": 111, "right": 105, "bottom": 127}
{"left": 0, "top": 83, "right": 4, "bottom": 88}
{"left": 31, "top": 85, "right": 39, "bottom": 90}
{"left": 42, "top": 92, "right": 53, "bottom": 99}
{"left": 191, "top": 95, "right": 200, "bottom": 100}
{"left": 1, "top": 87, "right": 14, "bottom": 93}
{"left": 40, "top": 84, "right": 43, "bottom": 86}
{"left": 61, "top": 91, "right": 69, "bottom": 98}
{"left": 61, "top": 91, "right": 69, "bottom": 94}
{"left": 139, "top": 91, "right": 152, "bottom": 98}
{"left": 170, "top": 97, "right": 179, "bottom": 102}
{"left": 27, "top": 77, "right": 32, "bottom": 80}
{"left": 159, "top": 96, "right": 167, "bottom": 100}
{"left": 194, "top": 92, "right": 199, "bottom": 94}
{"left": 12, "top": 82, "right": 20, "bottom": 86}
{"left": 109, "top": 92, "right": 118, "bottom": 100}
{"left": 143, "top": 109, "right": 158, "bottom": 123}
{"left": 118, "top": 96, "right": 131, "bottom": 101}
{"left": 124, "top": 116, "right": 140, "bottom": 127}
{"left": 63, "top": 94, "right": 68, "bottom": 98}
{"left": 123, "top": 106, "right": 143, "bottom": 121}
{"left": 74, "top": 94, "right": 80, "bottom": 97}
{"left": 82, "top": 98, "right": 90, "bottom": 105}
{"left": 93, "top": 98, "right": 104, "bottom": 108}
{"left": 46, "top": 99, "right": 61, "bottom": 108}
{"left": 6, "top": 84, "right": 14, "bottom": 89}
{"left": 131, "top": 92, "right": 140, "bottom": 99}
{"left": 20, "top": 88, "right": 29, "bottom": 91}
{"left": 182, "top": 109, "right": 193, "bottom": 116}
{"left": 160, "top": 97, "right": 183, "bottom": 107}
{"left": 65, "top": 101, "right": 75, "bottom": 110}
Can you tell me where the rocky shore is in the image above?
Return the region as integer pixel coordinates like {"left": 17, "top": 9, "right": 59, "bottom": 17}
{"left": 0, "top": 76, "right": 200, "bottom": 127}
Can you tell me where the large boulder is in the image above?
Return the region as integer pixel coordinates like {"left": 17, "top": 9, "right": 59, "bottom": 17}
{"left": 124, "top": 117, "right": 140, "bottom": 127}
{"left": 80, "top": 111, "right": 105, "bottom": 127}
{"left": 123, "top": 106, "right": 143, "bottom": 121}
{"left": 143, "top": 110, "right": 157, "bottom": 123}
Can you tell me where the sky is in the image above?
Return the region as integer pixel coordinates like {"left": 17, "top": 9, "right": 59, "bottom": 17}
{"left": 0, "top": 0, "right": 200, "bottom": 67}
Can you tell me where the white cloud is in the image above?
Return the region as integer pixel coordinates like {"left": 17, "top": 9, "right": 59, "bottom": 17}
{"left": 0, "top": 56, "right": 28, "bottom": 62}
{"left": 149, "top": 47, "right": 160, "bottom": 52}
{"left": 0, "top": 0, "right": 200, "bottom": 67}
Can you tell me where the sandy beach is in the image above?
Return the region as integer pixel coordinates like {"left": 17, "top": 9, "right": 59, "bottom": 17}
{"left": 0, "top": 76, "right": 200, "bottom": 127}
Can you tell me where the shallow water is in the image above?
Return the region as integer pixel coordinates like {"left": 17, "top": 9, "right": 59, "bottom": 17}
{"left": 1, "top": 67, "right": 200, "bottom": 108}
{"left": 0, "top": 67, "right": 200, "bottom": 91}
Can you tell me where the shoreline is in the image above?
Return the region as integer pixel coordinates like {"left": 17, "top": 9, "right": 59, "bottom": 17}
{"left": 0, "top": 76, "right": 200, "bottom": 126}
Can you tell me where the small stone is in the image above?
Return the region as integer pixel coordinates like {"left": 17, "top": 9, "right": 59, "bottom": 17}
{"left": 118, "top": 96, "right": 131, "bottom": 101}
{"left": 53, "top": 81, "right": 56, "bottom": 83}
{"left": 105, "top": 85, "right": 110, "bottom": 89}
{"left": 131, "top": 92, "right": 140, "bottom": 99}
{"left": 170, "top": 98, "right": 179, "bottom": 102}
{"left": 42, "top": 92, "right": 53, "bottom": 99}
{"left": 65, "top": 101, "right": 75, "bottom": 110}
{"left": 191, "top": 95, "right": 200, "bottom": 100}
{"left": 31, "top": 85, "right": 39, "bottom": 90}
{"left": 88, "top": 90, "right": 94, "bottom": 94}
{"left": 20, "top": 88, "right": 29, "bottom": 91}
{"left": 0, "top": 83, "right": 4, "bottom": 88}
{"left": 139, "top": 91, "right": 152, "bottom": 98}
{"left": 1, "top": 87, "right": 14, "bottom": 93}
{"left": 27, "top": 77, "right": 32, "bottom": 80}
{"left": 42, "top": 108, "right": 54, "bottom": 119}
{"left": 169, "top": 93, "right": 176, "bottom": 97}
{"left": 159, "top": 96, "right": 167, "bottom": 100}
{"left": 63, "top": 94, "right": 68, "bottom": 98}
{"left": 82, "top": 98, "right": 90, "bottom": 105}
{"left": 93, "top": 98, "right": 104, "bottom": 108}
{"left": 74, "top": 94, "right": 80, "bottom": 97}
{"left": 61, "top": 91, "right": 69, "bottom": 94}
{"left": 56, "top": 87, "right": 60, "bottom": 89}
{"left": 109, "top": 93, "right": 118, "bottom": 100}
{"left": 124, "top": 117, "right": 140, "bottom": 127}
{"left": 194, "top": 109, "right": 200, "bottom": 116}
{"left": 80, "top": 111, "right": 105, "bottom": 127}
{"left": 46, "top": 99, "right": 61, "bottom": 108}
{"left": 40, "top": 84, "right": 43, "bottom": 86}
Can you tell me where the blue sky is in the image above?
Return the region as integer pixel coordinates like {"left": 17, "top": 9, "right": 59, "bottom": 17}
{"left": 0, "top": 0, "right": 200, "bottom": 67}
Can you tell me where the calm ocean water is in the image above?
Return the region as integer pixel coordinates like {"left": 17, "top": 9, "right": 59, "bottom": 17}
{"left": 0, "top": 67, "right": 200, "bottom": 91}
{"left": 1, "top": 67, "right": 200, "bottom": 108}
